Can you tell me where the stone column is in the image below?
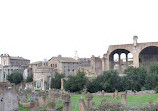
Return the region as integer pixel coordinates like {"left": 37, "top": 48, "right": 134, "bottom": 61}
{"left": 102, "top": 90, "right": 105, "bottom": 96}
{"left": 85, "top": 93, "right": 93, "bottom": 108}
{"left": 121, "top": 94, "right": 127, "bottom": 105}
{"left": 132, "top": 36, "right": 139, "bottom": 68}
{"left": 79, "top": 98, "right": 87, "bottom": 111}
{"left": 61, "top": 78, "right": 64, "bottom": 90}
{"left": 49, "top": 76, "right": 51, "bottom": 90}
{"left": 106, "top": 56, "right": 110, "bottom": 70}
{"left": 114, "top": 90, "right": 118, "bottom": 100}
{"left": 126, "top": 53, "right": 128, "bottom": 67}
{"left": 39, "top": 94, "right": 49, "bottom": 107}
{"left": 133, "top": 53, "right": 139, "bottom": 68}
{"left": 41, "top": 79, "right": 43, "bottom": 90}
{"left": 101, "top": 58, "right": 106, "bottom": 71}
{"left": 42, "top": 75, "right": 45, "bottom": 90}
{"left": 1, "top": 67, "right": 4, "bottom": 82}
{"left": 36, "top": 81, "right": 37, "bottom": 89}
{"left": 109, "top": 55, "right": 114, "bottom": 70}
{"left": 118, "top": 53, "right": 121, "bottom": 73}
{"left": 62, "top": 94, "right": 71, "bottom": 111}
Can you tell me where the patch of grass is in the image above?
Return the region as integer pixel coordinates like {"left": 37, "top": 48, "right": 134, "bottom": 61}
{"left": 127, "top": 94, "right": 158, "bottom": 106}
{"left": 20, "top": 93, "right": 158, "bottom": 111}
{"left": 70, "top": 94, "right": 120, "bottom": 110}
{"left": 69, "top": 93, "right": 158, "bottom": 110}
{"left": 19, "top": 105, "right": 30, "bottom": 111}
{"left": 55, "top": 99, "right": 63, "bottom": 109}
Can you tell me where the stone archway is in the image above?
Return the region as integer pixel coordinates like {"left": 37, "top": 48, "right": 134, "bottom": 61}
{"left": 104, "top": 36, "right": 158, "bottom": 72}
{"left": 139, "top": 46, "right": 158, "bottom": 70}
{"left": 109, "top": 49, "right": 133, "bottom": 73}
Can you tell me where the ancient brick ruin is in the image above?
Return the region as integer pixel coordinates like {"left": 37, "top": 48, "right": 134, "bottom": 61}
{"left": 0, "top": 82, "right": 19, "bottom": 111}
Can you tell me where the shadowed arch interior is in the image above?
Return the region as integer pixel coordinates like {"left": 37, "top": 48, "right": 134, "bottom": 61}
{"left": 139, "top": 46, "right": 158, "bottom": 70}
{"left": 109, "top": 49, "right": 133, "bottom": 73}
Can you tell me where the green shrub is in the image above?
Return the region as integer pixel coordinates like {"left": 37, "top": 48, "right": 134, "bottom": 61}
{"left": 64, "top": 71, "right": 88, "bottom": 92}
{"left": 26, "top": 74, "right": 33, "bottom": 82}
{"left": 154, "top": 86, "right": 158, "bottom": 93}
{"left": 7, "top": 73, "right": 23, "bottom": 85}
{"left": 141, "top": 86, "right": 146, "bottom": 91}
{"left": 51, "top": 72, "right": 65, "bottom": 89}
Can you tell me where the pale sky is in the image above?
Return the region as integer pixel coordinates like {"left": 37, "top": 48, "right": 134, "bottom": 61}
{"left": 0, "top": 0, "right": 158, "bottom": 62}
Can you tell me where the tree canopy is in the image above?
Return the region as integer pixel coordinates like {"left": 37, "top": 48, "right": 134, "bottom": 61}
{"left": 7, "top": 73, "right": 23, "bottom": 85}
{"left": 87, "top": 70, "right": 121, "bottom": 93}
{"left": 51, "top": 72, "right": 65, "bottom": 89}
{"left": 150, "top": 62, "right": 158, "bottom": 73}
{"left": 123, "top": 67, "right": 147, "bottom": 91}
{"left": 64, "top": 71, "right": 88, "bottom": 92}
{"left": 61, "top": 62, "right": 158, "bottom": 93}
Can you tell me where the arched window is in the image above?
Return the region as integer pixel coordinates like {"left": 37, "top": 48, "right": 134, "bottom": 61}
{"left": 113, "top": 53, "right": 119, "bottom": 62}
{"left": 121, "top": 53, "right": 126, "bottom": 62}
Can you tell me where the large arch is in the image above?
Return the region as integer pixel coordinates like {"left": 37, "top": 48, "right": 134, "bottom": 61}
{"left": 139, "top": 46, "right": 158, "bottom": 70}
{"left": 105, "top": 41, "right": 158, "bottom": 72}
{"left": 109, "top": 49, "right": 133, "bottom": 73}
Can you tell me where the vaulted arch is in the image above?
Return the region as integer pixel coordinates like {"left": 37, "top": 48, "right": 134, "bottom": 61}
{"left": 109, "top": 49, "right": 133, "bottom": 73}
{"left": 139, "top": 46, "right": 158, "bottom": 70}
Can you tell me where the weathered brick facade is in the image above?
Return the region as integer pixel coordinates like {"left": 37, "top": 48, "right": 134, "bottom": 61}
{"left": 0, "top": 82, "right": 18, "bottom": 111}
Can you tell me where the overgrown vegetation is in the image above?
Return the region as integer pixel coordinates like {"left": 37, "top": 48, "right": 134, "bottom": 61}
{"left": 87, "top": 62, "right": 158, "bottom": 93}
{"left": 122, "top": 66, "right": 147, "bottom": 91}
{"left": 64, "top": 71, "right": 88, "bottom": 92}
{"left": 50, "top": 62, "right": 158, "bottom": 93}
{"left": 87, "top": 70, "right": 121, "bottom": 92}
{"left": 51, "top": 72, "right": 65, "bottom": 89}
{"left": 7, "top": 73, "right": 23, "bottom": 85}
{"left": 26, "top": 74, "right": 33, "bottom": 82}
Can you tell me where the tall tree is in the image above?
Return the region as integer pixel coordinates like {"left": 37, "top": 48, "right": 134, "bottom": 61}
{"left": 150, "top": 62, "right": 158, "bottom": 74}
{"left": 51, "top": 72, "right": 65, "bottom": 89}
{"left": 145, "top": 62, "right": 158, "bottom": 90}
{"left": 87, "top": 70, "right": 121, "bottom": 93}
{"left": 123, "top": 67, "right": 147, "bottom": 91}
{"left": 64, "top": 71, "right": 88, "bottom": 92}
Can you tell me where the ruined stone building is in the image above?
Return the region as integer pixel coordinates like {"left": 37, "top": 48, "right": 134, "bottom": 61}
{"left": 76, "top": 36, "right": 158, "bottom": 75}
{"left": 31, "top": 55, "right": 81, "bottom": 90}
{"left": 47, "top": 55, "right": 104, "bottom": 78}
{"left": 103, "top": 36, "right": 158, "bottom": 73}
{"left": 76, "top": 56, "right": 104, "bottom": 77}
{"left": 23, "top": 61, "right": 44, "bottom": 80}
{"left": 0, "top": 82, "right": 18, "bottom": 111}
{"left": 27, "top": 60, "right": 54, "bottom": 90}
{"left": 0, "top": 54, "right": 30, "bottom": 82}
{"left": 48, "top": 55, "right": 80, "bottom": 77}
{"left": 76, "top": 58, "right": 93, "bottom": 77}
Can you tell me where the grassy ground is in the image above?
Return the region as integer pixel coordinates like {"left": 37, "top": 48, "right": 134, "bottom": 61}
{"left": 70, "top": 93, "right": 158, "bottom": 110}
{"left": 19, "top": 93, "right": 158, "bottom": 111}
{"left": 19, "top": 105, "right": 30, "bottom": 111}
